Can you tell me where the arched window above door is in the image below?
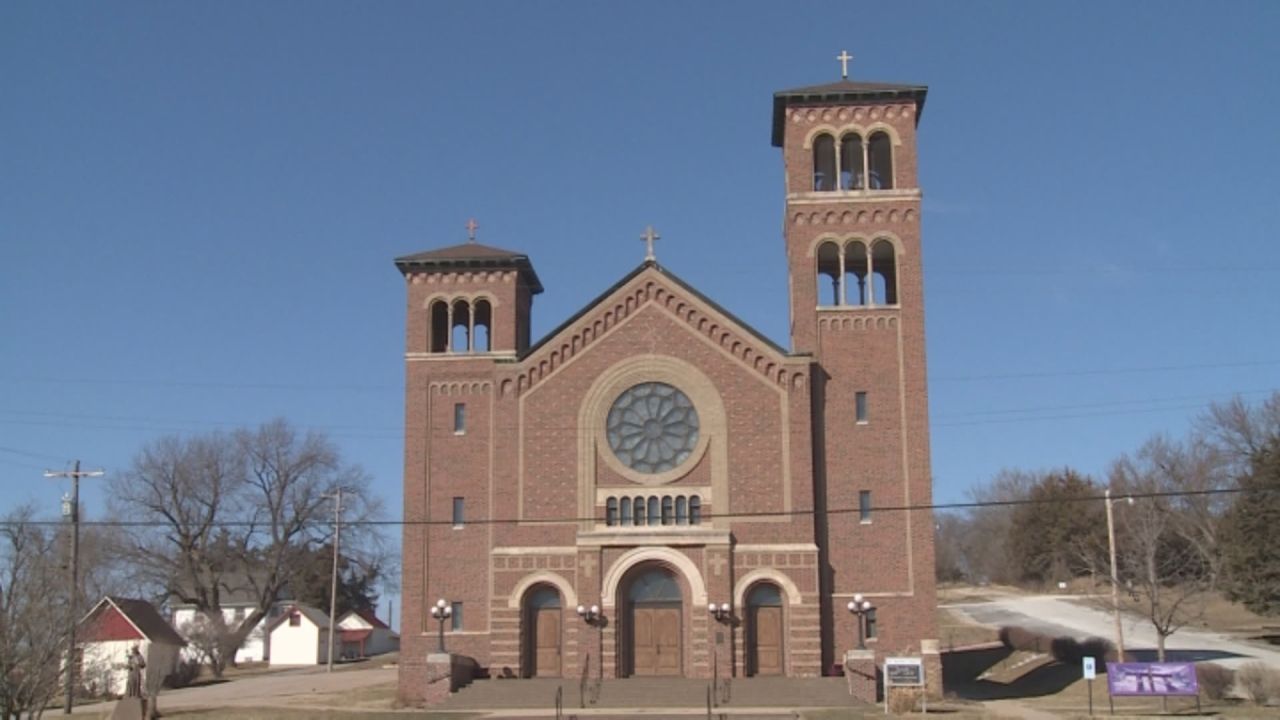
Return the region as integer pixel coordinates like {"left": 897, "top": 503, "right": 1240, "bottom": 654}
{"left": 627, "top": 568, "right": 681, "bottom": 603}
{"left": 747, "top": 583, "right": 783, "bottom": 607}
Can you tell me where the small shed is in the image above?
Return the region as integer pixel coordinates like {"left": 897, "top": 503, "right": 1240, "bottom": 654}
{"left": 266, "top": 604, "right": 338, "bottom": 666}
{"left": 77, "top": 597, "right": 186, "bottom": 697}
{"left": 337, "top": 608, "right": 400, "bottom": 659}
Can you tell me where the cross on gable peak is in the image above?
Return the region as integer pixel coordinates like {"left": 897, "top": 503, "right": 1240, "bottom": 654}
{"left": 641, "top": 225, "right": 660, "bottom": 262}
{"left": 465, "top": 218, "right": 479, "bottom": 244}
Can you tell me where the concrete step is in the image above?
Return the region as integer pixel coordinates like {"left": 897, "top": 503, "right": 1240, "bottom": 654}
{"left": 437, "top": 677, "right": 857, "bottom": 711}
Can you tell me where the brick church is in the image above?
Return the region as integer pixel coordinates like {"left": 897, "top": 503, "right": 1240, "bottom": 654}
{"left": 396, "top": 69, "right": 939, "bottom": 702}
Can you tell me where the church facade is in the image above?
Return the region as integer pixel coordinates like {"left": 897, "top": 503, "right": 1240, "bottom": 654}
{"left": 397, "top": 74, "right": 939, "bottom": 702}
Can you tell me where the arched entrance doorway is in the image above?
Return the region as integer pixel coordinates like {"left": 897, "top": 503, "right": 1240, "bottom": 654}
{"left": 522, "top": 585, "right": 562, "bottom": 677}
{"left": 623, "top": 565, "right": 682, "bottom": 676}
{"left": 746, "top": 583, "right": 784, "bottom": 676}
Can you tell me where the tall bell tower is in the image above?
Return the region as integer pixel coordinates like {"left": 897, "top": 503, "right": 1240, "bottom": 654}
{"left": 773, "top": 59, "right": 940, "bottom": 678}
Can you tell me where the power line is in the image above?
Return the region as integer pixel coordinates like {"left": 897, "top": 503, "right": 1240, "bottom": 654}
{"left": 2, "top": 484, "right": 1272, "bottom": 530}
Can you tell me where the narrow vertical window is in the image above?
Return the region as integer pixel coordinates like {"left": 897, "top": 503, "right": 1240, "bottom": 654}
{"left": 429, "top": 300, "right": 449, "bottom": 353}
{"left": 661, "top": 496, "right": 674, "bottom": 525}
{"left": 871, "top": 240, "right": 898, "bottom": 305}
{"left": 633, "top": 496, "right": 647, "bottom": 526}
{"left": 451, "top": 300, "right": 471, "bottom": 352}
{"left": 859, "top": 490, "right": 872, "bottom": 524}
{"left": 689, "top": 496, "right": 702, "bottom": 525}
{"left": 855, "top": 391, "right": 868, "bottom": 424}
{"left": 621, "top": 497, "right": 632, "bottom": 525}
{"left": 675, "top": 496, "right": 688, "bottom": 525}
{"left": 840, "top": 133, "right": 865, "bottom": 189}
{"left": 606, "top": 497, "right": 618, "bottom": 526}
{"left": 865, "top": 607, "right": 877, "bottom": 638}
{"left": 472, "top": 298, "right": 492, "bottom": 352}
{"left": 816, "top": 241, "right": 842, "bottom": 306}
{"left": 647, "top": 497, "right": 660, "bottom": 526}
{"left": 452, "top": 497, "right": 465, "bottom": 528}
{"left": 868, "top": 132, "right": 893, "bottom": 189}
{"left": 812, "top": 134, "right": 836, "bottom": 191}
{"left": 453, "top": 403, "right": 466, "bottom": 434}
{"left": 844, "top": 241, "right": 869, "bottom": 306}
{"left": 450, "top": 602, "right": 463, "bottom": 631}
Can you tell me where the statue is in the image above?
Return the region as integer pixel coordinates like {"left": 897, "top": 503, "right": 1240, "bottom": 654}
{"left": 125, "top": 645, "right": 146, "bottom": 698}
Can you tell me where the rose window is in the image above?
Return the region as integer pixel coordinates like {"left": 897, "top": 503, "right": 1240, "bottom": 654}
{"left": 606, "top": 382, "right": 700, "bottom": 474}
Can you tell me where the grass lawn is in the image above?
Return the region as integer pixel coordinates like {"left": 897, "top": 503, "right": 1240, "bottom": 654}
{"left": 937, "top": 606, "right": 1000, "bottom": 650}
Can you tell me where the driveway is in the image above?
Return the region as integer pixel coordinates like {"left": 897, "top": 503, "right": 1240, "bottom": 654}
{"left": 73, "top": 664, "right": 397, "bottom": 715}
{"left": 944, "top": 594, "right": 1280, "bottom": 670}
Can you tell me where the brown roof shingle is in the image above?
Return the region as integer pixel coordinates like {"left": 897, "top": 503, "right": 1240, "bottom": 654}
{"left": 394, "top": 242, "right": 544, "bottom": 293}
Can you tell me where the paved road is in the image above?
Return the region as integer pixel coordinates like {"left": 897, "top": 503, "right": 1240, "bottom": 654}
{"left": 944, "top": 593, "right": 1280, "bottom": 670}
{"left": 72, "top": 664, "right": 397, "bottom": 716}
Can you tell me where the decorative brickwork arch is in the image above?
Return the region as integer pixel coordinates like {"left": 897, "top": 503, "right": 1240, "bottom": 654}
{"left": 732, "top": 568, "right": 803, "bottom": 608}
{"left": 601, "top": 547, "right": 707, "bottom": 608}
{"left": 507, "top": 571, "right": 579, "bottom": 610}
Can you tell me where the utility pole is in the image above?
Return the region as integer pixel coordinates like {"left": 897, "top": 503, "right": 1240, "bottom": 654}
{"left": 325, "top": 488, "right": 346, "bottom": 673}
{"left": 44, "top": 460, "right": 104, "bottom": 715}
{"left": 1105, "top": 488, "right": 1133, "bottom": 662}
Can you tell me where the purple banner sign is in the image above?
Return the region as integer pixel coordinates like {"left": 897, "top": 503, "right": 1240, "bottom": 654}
{"left": 1106, "top": 662, "right": 1199, "bottom": 697}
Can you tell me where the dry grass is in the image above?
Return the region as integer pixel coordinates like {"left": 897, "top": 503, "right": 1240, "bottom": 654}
{"left": 1014, "top": 673, "right": 1280, "bottom": 717}
{"left": 1065, "top": 584, "right": 1273, "bottom": 639}
{"left": 163, "top": 709, "right": 478, "bottom": 719}
{"left": 937, "top": 583, "right": 1025, "bottom": 604}
{"left": 936, "top": 606, "right": 999, "bottom": 650}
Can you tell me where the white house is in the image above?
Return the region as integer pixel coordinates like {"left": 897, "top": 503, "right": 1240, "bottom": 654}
{"left": 77, "top": 597, "right": 186, "bottom": 697}
{"left": 266, "top": 604, "right": 338, "bottom": 666}
{"left": 337, "top": 608, "right": 400, "bottom": 659}
{"left": 171, "top": 601, "right": 287, "bottom": 664}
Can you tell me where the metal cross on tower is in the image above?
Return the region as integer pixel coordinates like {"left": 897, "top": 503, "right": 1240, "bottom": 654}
{"left": 641, "top": 225, "right": 660, "bottom": 261}
{"left": 465, "top": 218, "right": 478, "bottom": 243}
{"left": 837, "top": 50, "right": 853, "bottom": 79}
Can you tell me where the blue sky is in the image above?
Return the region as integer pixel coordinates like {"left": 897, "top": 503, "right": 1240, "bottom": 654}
{"left": 4, "top": 2, "right": 1279, "bottom": 611}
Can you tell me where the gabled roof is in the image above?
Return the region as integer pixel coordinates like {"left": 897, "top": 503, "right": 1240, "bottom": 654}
{"left": 394, "top": 242, "right": 544, "bottom": 294}
{"left": 265, "top": 603, "right": 331, "bottom": 633}
{"left": 522, "top": 260, "right": 790, "bottom": 360}
{"left": 79, "top": 597, "right": 187, "bottom": 647}
{"left": 339, "top": 608, "right": 390, "bottom": 630}
{"left": 772, "top": 79, "right": 928, "bottom": 146}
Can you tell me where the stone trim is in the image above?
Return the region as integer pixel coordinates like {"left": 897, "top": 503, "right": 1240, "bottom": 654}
{"left": 506, "top": 572, "right": 578, "bottom": 610}
{"left": 733, "top": 568, "right": 804, "bottom": 607}
{"left": 600, "top": 546, "right": 707, "bottom": 607}
{"left": 577, "top": 528, "right": 731, "bottom": 548}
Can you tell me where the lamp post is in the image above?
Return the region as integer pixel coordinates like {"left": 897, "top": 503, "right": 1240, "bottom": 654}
{"left": 846, "top": 594, "right": 873, "bottom": 650}
{"left": 429, "top": 599, "right": 452, "bottom": 653}
{"left": 1105, "top": 489, "right": 1134, "bottom": 661}
{"left": 576, "top": 605, "right": 604, "bottom": 696}
{"left": 707, "top": 602, "right": 732, "bottom": 623}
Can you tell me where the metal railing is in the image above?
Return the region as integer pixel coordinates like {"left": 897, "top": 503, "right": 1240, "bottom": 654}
{"left": 554, "top": 685, "right": 563, "bottom": 720}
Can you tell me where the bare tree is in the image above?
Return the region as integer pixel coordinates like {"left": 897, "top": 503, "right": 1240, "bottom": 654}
{"left": 1110, "top": 443, "right": 1213, "bottom": 662}
{"left": 957, "top": 469, "right": 1038, "bottom": 585}
{"left": 0, "top": 507, "right": 71, "bottom": 720}
{"left": 111, "top": 419, "right": 378, "bottom": 677}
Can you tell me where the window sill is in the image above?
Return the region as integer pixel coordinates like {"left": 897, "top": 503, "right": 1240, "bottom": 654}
{"left": 816, "top": 305, "right": 900, "bottom": 312}
{"left": 855, "top": 420, "right": 869, "bottom": 426}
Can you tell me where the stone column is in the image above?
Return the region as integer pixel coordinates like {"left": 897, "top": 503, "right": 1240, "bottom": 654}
{"left": 844, "top": 649, "right": 877, "bottom": 704}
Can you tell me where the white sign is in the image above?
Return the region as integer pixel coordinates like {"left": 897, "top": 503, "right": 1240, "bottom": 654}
{"left": 1083, "top": 656, "right": 1096, "bottom": 680}
{"left": 884, "top": 657, "right": 925, "bottom": 687}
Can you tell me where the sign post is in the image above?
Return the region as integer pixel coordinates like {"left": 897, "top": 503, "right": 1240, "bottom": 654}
{"left": 883, "top": 657, "right": 926, "bottom": 714}
{"left": 1082, "top": 656, "right": 1096, "bottom": 716}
